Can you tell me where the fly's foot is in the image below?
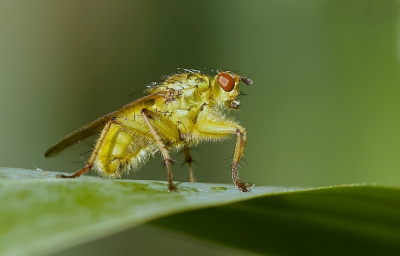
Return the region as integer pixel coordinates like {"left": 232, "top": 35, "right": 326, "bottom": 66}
{"left": 238, "top": 182, "right": 254, "bottom": 192}
{"left": 168, "top": 184, "right": 178, "bottom": 192}
{"left": 56, "top": 173, "right": 76, "bottom": 178}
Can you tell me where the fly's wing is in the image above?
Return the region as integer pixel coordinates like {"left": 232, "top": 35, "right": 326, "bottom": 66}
{"left": 44, "top": 94, "right": 162, "bottom": 158}
{"left": 44, "top": 112, "right": 115, "bottom": 157}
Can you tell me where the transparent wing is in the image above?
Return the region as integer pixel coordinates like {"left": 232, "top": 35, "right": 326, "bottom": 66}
{"left": 44, "top": 94, "right": 162, "bottom": 157}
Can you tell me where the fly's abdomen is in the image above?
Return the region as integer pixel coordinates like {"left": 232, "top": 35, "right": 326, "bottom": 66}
{"left": 95, "top": 123, "right": 133, "bottom": 177}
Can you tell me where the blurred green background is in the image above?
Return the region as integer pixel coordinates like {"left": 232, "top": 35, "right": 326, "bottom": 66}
{"left": 1, "top": 0, "right": 400, "bottom": 255}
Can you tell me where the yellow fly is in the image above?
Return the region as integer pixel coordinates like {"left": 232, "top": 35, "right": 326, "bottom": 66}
{"left": 45, "top": 69, "right": 253, "bottom": 192}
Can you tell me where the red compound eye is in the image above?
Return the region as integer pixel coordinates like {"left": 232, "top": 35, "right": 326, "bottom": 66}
{"left": 217, "top": 72, "right": 235, "bottom": 92}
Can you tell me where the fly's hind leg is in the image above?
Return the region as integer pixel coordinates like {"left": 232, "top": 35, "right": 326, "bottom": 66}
{"left": 57, "top": 119, "right": 115, "bottom": 179}
{"left": 183, "top": 147, "right": 195, "bottom": 182}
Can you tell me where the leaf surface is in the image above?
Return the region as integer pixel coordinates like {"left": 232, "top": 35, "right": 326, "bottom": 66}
{"left": 1, "top": 167, "right": 399, "bottom": 256}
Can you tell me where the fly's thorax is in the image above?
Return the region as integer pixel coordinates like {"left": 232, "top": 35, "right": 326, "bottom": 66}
{"left": 158, "top": 88, "right": 210, "bottom": 135}
{"left": 146, "top": 72, "right": 212, "bottom": 113}
{"left": 146, "top": 72, "right": 210, "bottom": 95}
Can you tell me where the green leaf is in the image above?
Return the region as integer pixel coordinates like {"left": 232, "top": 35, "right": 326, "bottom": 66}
{"left": 152, "top": 185, "right": 400, "bottom": 255}
{"left": 1, "top": 167, "right": 400, "bottom": 256}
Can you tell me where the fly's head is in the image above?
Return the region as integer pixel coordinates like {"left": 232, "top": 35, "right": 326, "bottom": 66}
{"left": 212, "top": 70, "right": 253, "bottom": 110}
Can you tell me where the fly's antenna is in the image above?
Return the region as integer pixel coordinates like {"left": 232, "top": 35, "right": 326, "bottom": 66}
{"left": 240, "top": 74, "right": 253, "bottom": 85}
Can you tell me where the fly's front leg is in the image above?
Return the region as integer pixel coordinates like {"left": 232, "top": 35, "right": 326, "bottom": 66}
{"left": 232, "top": 128, "right": 253, "bottom": 192}
{"left": 195, "top": 121, "right": 253, "bottom": 192}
